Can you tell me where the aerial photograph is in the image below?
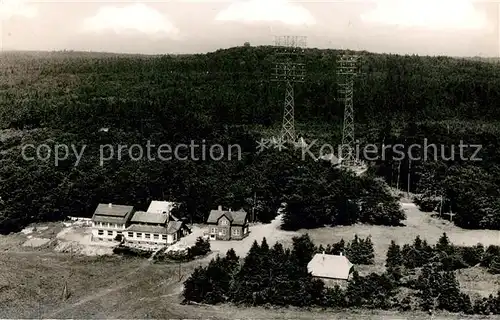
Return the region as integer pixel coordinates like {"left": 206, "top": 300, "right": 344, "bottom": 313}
{"left": 0, "top": 0, "right": 499, "bottom": 318}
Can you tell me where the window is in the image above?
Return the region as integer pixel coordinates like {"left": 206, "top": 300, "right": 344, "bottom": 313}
{"left": 98, "top": 230, "right": 104, "bottom": 236}
{"left": 153, "top": 234, "right": 159, "bottom": 240}
{"left": 128, "top": 232, "right": 133, "bottom": 237}
{"left": 161, "top": 235, "right": 167, "bottom": 240}
{"left": 232, "top": 229, "right": 240, "bottom": 236}
{"left": 145, "top": 233, "right": 150, "bottom": 239}
{"left": 220, "top": 219, "right": 228, "bottom": 226}
{"left": 107, "top": 230, "right": 113, "bottom": 236}
{"left": 211, "top": 227, "right": 217, "bottom": 234}
{"left": 221, "top": 229, "right": 227, "bottom": 235}
{"left": 136, "top": 233, "right": 142, "bottom": 238}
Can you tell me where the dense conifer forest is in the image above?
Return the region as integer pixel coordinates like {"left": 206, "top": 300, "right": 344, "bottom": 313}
{"left": 1, "top": 47, "right": 500, "bottom": 232}
{"left": 183, "top": 234, "right": 500, "bottom": 314}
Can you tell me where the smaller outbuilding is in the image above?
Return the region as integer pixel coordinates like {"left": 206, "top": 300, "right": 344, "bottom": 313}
{"left": 307, "top": 252, "right": 354, "bottom": 288}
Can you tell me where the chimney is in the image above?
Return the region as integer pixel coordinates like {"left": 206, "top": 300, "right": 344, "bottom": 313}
{"left": 108, "top": 203, "right": 112, "bottom": 208}
{"left": 340, "top": 252, "right": 343, "bottom": 256}
{"left": 218, "top": 205, "right": 222, "bottom": 211}
{"left": 229, "top": 208, "right": 232, "bottom": 212}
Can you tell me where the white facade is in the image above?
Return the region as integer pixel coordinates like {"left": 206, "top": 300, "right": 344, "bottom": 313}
{"left": 91, "top": 221, "right": 126, "bottom": 242}
{"left": 123, "top": 230, "right": 177, "bottom": 248}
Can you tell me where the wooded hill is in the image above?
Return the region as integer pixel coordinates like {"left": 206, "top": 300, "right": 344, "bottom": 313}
{"left": 0, "top": 47, "right": 499, "bottom": 232}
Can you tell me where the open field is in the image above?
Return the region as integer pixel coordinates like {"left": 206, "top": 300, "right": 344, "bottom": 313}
{"left": 0, "top": 201, "right": 499, "bottom": 318}
{"left": 0, "top": 252, "right": 498, "bottom": 319}
{"left": 300, "top": 202, "right": 500, "bottom": 298}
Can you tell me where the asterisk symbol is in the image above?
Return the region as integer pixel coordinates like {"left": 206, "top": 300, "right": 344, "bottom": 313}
{"left": 256, "top": 138, "right": 269, "bottom": 153}
{"left": 273, "top": 137, "right": 287, "bottom": 151}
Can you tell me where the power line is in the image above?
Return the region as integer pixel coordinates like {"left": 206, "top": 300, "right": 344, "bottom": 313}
{"left": 271, "top": 36, "right": 307, "bottom": 143}
{"left": 338, "top": 53, "right": 361, "bottom": 167}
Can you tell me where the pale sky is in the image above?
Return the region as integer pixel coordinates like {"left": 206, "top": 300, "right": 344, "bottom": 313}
{"left": 0, "top": 0, "right": 498, "bottom": 56}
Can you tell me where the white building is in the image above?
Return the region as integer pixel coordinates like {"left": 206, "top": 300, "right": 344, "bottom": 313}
{"left": 147, "top": 200, "right": 176, "bottom": 215}
{"left": 123, "top": 201, "right": 189, "bottom": 250}
{"left": 307, "top": 252, "right": 354, "bottom": 288}
{"left": 91, "top": 203, "right": 135, "bottom": 242}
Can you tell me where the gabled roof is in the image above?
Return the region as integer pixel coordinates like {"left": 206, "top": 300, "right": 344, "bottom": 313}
{"left": 130, "top": 211, "right": 169, "bottom": 225}
{"left": 147, "top": 201, "right": 176, "bottom": 214}
{"left": 166, "top": 220, "right": 184, "bottom": 234}
{"left": 126, "top": 224, "right": 167, "bottom": 235}
{"left": 126, "top": 220, "right": 186, "bottom": 235}
{"left": 307, "top": 254, "right": 353, "bottom": 280}
{"left": 207, "top": 209, "right": 247, "bottom": 226}
{"left": 92, "top": 203, "right": 134, "bottom": 224}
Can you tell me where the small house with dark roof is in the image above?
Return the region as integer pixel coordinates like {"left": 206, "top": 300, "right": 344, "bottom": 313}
{"left": 123, "top": 201, "right": 190, "bottom": 249}
{"left": 91, "top": 203, "right": 135, "bottom": 242}
{"left": 206, "top": 205, "right": 249, "bottom": 240}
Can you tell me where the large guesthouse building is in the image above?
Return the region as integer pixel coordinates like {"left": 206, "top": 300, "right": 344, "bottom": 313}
{"left": 91, "top": 201, "right": 189, "bottom": 249}
{"left": 91, "top": 203, "right": 135, "bottom": 242}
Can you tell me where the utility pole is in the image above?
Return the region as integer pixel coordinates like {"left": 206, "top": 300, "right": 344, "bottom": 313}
{"left": 337, "top": 53, "right": 360, "bottom": 167}
{"left": 271, "top": 35, "right": 306, "bottom": 143}
{"left": 396, "top": 161, "right": 401, "bottom": 191}
{"left": 449, "top": 212, "right": 456, "bottom": 222}
{"left": 252, "top": 191, "right": 256, "bottom": 222}
{"left": 407, "top": 159, "right": 411, "bottom": 197}
{"left": 37, "top": 259, "right": 41, "bottom": 319}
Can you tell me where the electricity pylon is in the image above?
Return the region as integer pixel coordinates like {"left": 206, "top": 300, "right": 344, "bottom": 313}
{"left": 337, "top": 53, "right": 360, "bottom": 167}
{"left": 271, "top": 36, "right": 306, "bottom": 143}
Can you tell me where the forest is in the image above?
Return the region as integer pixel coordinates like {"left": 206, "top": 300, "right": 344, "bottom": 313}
{"left": 0, "top": 47, "right": 499, "bottom": 232}
{"left": 183, "top": 234, "right": 500, "bottom": 314}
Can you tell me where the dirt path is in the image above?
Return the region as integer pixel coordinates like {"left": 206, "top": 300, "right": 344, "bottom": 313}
{"left": 208, "top": 214, "right": 299, "bottom": 257}
{"left": 45, "top": 258, "right": 151, "bottom": 318}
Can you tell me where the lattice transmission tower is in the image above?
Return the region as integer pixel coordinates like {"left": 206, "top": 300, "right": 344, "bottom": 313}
{"left": 337, "top": 53, "right": 360, "bottom": 167}
{"left": 271, "top": 36, "right": 306, "bottom": 143}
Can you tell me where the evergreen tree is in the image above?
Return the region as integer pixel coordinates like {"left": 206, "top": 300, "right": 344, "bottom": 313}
{"left": 291, "top": 234, "right": 316, "bottom": 268}
{"left": 386, "top": 240, "right": 403, "bottom": 268}
{"left": 230, "top": 240, "right": 262, "bottom": 303}
{"left": 346, "top": 235, "right": 374, "bottom": 264}
{"left": 324, "top": 285, "right": 346, "bottom": 308}
{"left": 224, "top": 248, "right": 240, "bottom": 272}
{"left": 183, "top": 266, "right": 209, "bottom": 302}
{"left": 437, "top": 271, "right": 462, "bottom": 312}
{"left": 417, "top": 264, "right": 442, "bottom": 311}
{"left": 436, "top": 232, "right": 453, "bottom": 255}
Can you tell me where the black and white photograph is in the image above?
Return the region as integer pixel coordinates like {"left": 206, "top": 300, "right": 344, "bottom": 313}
{"left": 0, "top": 0, "right": 499, "bottom": 318}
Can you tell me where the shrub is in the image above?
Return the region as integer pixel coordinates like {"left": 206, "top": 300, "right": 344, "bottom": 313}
{"left": 190, "top": 237, "right": 211, "bottom": 257}
{"left": 346, "top": 235, "right": 375, "bottom": 265}
{"left": 156, "top": 237, "right": 211, "bottom": 262}
{"left": 113, "top": 245, "right": 152, "bottom": 258}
